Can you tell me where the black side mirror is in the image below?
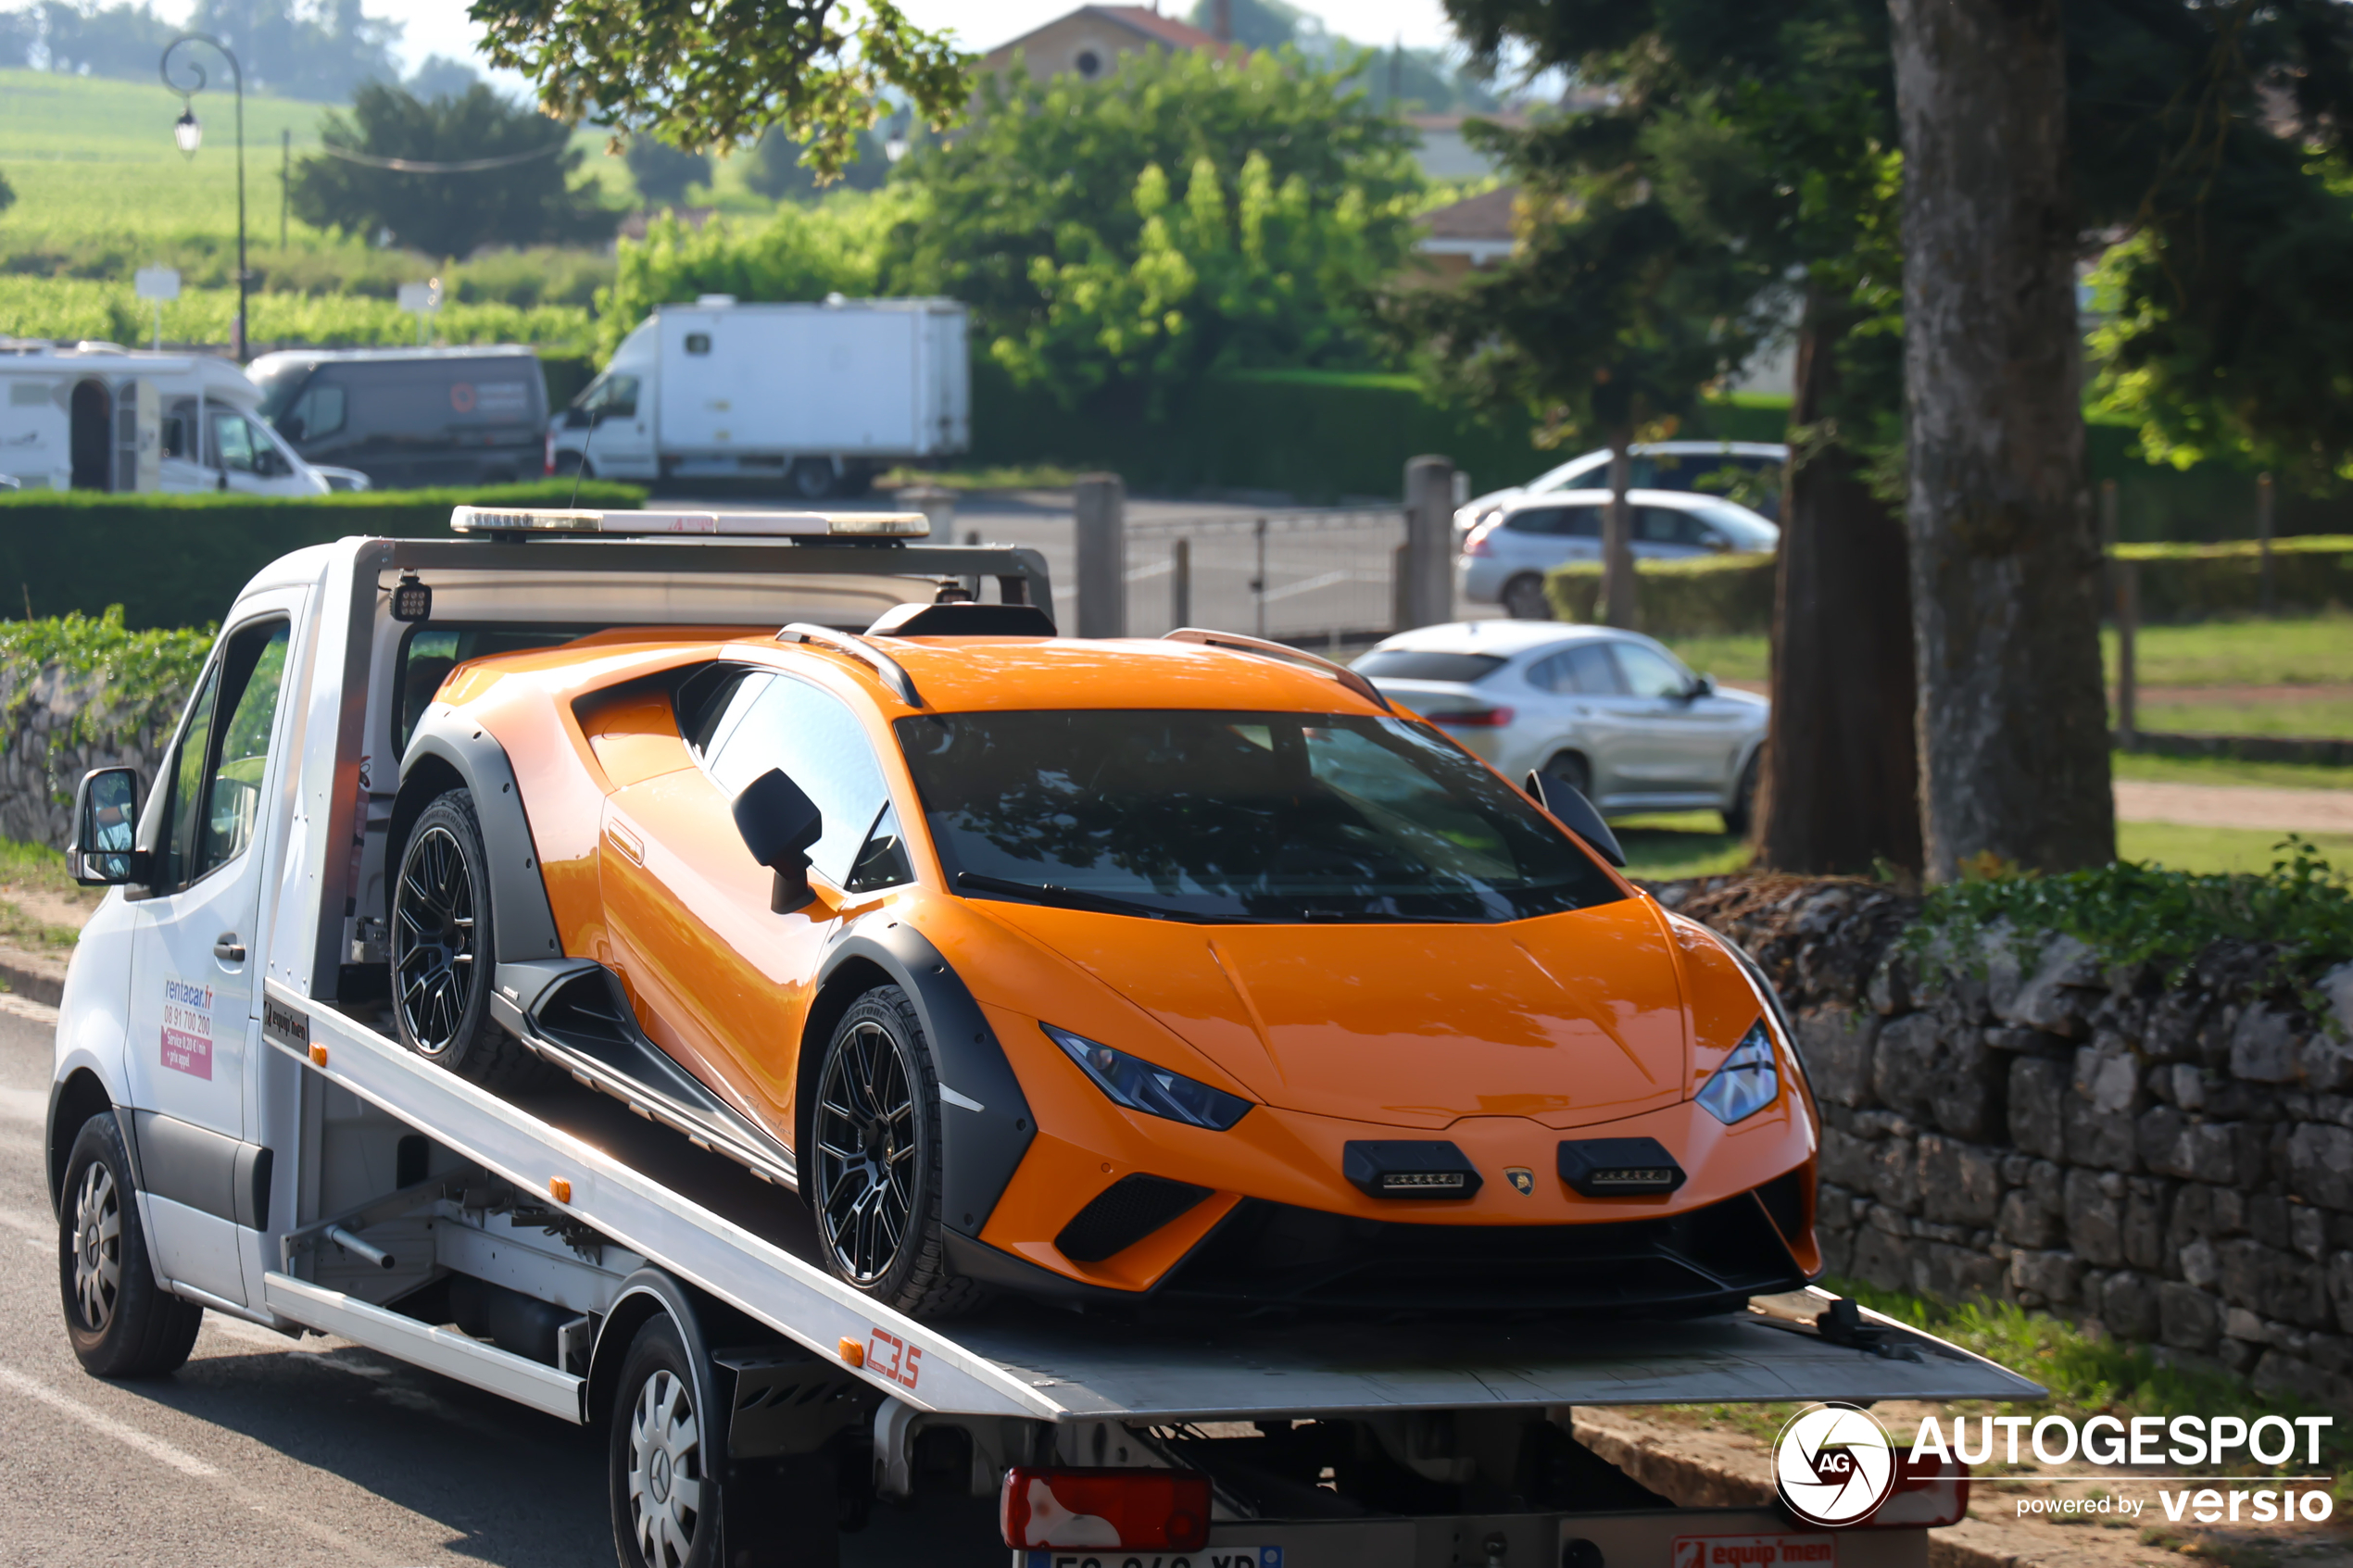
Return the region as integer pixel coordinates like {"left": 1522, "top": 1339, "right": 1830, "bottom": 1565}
{"left": 564, "top": 408, "right": 593, "bottom": 430}
{"left": 69, "top": 767, "right": 150, "bottom": 886}
{"left": 1686, "top": 673, "right": 1716, "bottom": 700}
{"left": 733, "top": 768, "right": 824, "bottom": 913}
{"left": 1526, "top": 769, "right": 1626, "bottom": 868}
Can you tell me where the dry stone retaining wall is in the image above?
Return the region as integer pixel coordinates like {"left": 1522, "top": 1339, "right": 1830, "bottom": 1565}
{"left": 1662, "top": 876, "right": 2353, "bottom": 1408}
{"left": 0, "top": 659, "right": 183, "bottom": 849}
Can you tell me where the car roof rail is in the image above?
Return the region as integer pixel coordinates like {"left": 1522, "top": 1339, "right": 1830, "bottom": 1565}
{"left": 775, "top": 622, "right": 924, "bottom": 708}
{"left": 1163, "top": 628, "right": 1390, "bottom": 711}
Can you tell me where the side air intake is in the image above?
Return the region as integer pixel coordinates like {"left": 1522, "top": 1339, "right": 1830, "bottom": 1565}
{"left": 1055, "top": 1175, "right": 1213, "bottom": 1262}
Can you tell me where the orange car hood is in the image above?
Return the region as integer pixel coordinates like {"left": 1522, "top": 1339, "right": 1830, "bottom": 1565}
{"left": 981, "top": 897, "right": 1691, "bottom": 1131}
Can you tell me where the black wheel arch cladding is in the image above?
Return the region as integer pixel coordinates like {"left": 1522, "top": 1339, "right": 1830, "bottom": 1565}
{"left": 810, "top": 923, "right": 1035, "bottom": 1240}
{"left": 396, "top": 712, "right": 562, "bottom": 965}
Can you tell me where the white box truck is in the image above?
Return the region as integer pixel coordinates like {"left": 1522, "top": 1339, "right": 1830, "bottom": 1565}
{"left": 548, "top": 297, "right": 971, "bottom": 497}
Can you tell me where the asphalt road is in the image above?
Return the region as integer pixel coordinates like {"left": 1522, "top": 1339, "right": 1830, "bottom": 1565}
{"left": 0, "top": 1007, "right": 1000, "bottom": 1566}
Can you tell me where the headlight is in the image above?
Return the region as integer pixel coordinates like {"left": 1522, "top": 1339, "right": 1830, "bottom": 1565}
{"left": 1695, "top": 1020, "right": 1780, "bottom": 1124}
{"left": 1042, "top": 1023, "right": 1252, "bottom": 1131}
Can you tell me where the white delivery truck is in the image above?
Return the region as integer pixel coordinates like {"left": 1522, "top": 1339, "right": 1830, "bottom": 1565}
{"left": 0, "top": 340, "right": 333, "bottom": 495}
{"left": 548, "top": 298, "right": 971, "bottom": 497}
{"left": 44, "top": 510, "right": 2036, "bottom": 1567}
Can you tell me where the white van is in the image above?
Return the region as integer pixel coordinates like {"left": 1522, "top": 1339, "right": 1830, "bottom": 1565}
{"left": 0, "top": 340, "right": 330, "bottom": 495}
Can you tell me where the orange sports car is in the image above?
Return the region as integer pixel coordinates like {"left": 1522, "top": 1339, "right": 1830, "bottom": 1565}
{"left": 385, "top": 604, "right": 1819, "bottom": 1319}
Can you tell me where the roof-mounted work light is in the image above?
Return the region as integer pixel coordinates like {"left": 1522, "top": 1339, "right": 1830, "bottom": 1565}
{"left": 447, "top": 508, "right": 929, "bottom": 538}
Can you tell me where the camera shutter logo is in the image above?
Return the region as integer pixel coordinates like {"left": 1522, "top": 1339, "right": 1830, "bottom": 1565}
{"left": 1774, "top": 1402, "right": 1896, "bottom": 1526}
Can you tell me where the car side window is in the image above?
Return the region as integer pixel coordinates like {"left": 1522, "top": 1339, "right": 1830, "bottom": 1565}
{"left": 156, "top": 618, "right": 291, "bottom": 891}
{"left": 1614, "top": 642, "right": 1693, "bottom": 700}
{"left": 288, "top": 383, "right": 346, "bottom": 441}
{"left": 209, "top": 410, "right": 261, "bottom": 473}
{"left": 1559, "top": 644, "right": 1624, "bottom": 696}
{"left": 1559, "top": 507, "right": 1603, "bottom": 538}
{"left": 702, "top": 674, "right": 890, "bottom": 885}
{"left": 1504, "top": 507, "right": 1563, "bottom": 535}
{"left": 578, "top": 373, "right": 639, "bottom": 420}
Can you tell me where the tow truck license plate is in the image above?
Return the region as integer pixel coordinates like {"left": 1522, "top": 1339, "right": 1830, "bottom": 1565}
{"left": 1017, "top": 1551, "right": 1279, "bottom": 1568}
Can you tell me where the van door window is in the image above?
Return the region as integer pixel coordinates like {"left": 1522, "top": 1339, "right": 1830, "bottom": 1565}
{"left": 156, "top": 620, "right": 290, "bottom": 891}
{"left": 575, "top": 373, "right": 639, "bottom": 421}
{"left": 284, "top": 383, "right": 346, "bottom": 441}
{"left": 161, "top": 399, "right": 198, "bottom": 461}
{"left": 209, "top": 410, "right": 259, "bottom": 473}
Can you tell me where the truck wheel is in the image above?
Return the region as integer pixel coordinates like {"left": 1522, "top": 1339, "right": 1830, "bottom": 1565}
{"left": 59, "top": 1114, "right": 203, "bottom": 1377}
{"left": 611, "top": 1316, "right": 718, "bottom": 1568}
{"left": 812, "top": 987, "right": 987, "bottom": 1320}
{"left": 392, "top": 790, "right": 541, "bottom": 1089}
{"left": 1723, "top": 751, "right": 1760, "bottom": 837}
{"left": 787, "top": 458, "right": 837, "bottom": 500}
{"left": 1541, "top": 751, "right": 1593, "bottom": 801}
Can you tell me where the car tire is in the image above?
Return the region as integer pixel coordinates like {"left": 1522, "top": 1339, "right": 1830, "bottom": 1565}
{"left": 391, "top": 789, "right": 543, "bottom": 1089}
{"left": 1541, "top": 751, "right": 1593, "bottom": 801}
{"left": 1723, "top": 751, "right": 1761, "bottom": 837}
{"left": 1502, "top": 573, "right": 1553, "bottom": 621}
{"left": 787, "top": 458, "right": 837, "bottom": 500}
{"left": 59, "top": 1113, "right": 203, "bottom": 1378}
{"left": 811, "top": 987, "right": 988, "bottom": 1321}
{"left": 610, "top": 1316, "right": 721, "bottom": 1568}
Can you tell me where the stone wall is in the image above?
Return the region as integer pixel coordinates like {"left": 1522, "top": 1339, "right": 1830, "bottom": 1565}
{"left": 0, "top": 659, "right": 184, "bottom": 849}
{"left": 1662, "top": 875, "right": 2353, "bottom": 1407}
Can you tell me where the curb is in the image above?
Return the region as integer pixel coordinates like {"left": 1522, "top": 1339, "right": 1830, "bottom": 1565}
{"left": 0, "top": 951, "right": 66, "bottom": 1008}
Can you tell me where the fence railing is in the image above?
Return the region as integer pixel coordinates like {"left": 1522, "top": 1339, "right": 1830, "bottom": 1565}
{"left": 1122, "top": 507, "right": 1410, "bottom": 646}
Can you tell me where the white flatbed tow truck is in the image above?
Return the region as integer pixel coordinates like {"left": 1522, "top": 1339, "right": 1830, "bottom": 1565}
{"left": 44, "top": 514, "right": 2040, "bottom": 1568}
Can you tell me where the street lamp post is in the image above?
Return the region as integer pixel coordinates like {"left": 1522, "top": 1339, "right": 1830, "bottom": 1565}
{"left": 160, "top": 34, "right": 249, "bottom": 359}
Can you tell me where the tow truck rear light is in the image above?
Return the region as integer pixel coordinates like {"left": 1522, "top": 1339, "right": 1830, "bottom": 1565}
{"left": 1858, "top": 1450, "right": 1969, "bottom": 1529}
{"left": 1000, "top": 1467, "right": 1211, "bottom": 1551}
{"left": 1428, "top": 706, "right": 1515, "bottom": 728}
{"left": 447, "top": 507, "right": 929, "bottom": 538}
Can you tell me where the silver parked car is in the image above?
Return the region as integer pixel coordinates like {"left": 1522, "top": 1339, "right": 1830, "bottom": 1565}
{"left": 1458, "top": 488, "right": 1780, "bottom": 620}
{"left": 1454, "top": 440, "right": 1788, "bottom": 548}
{"left": 1354, "top": 621, "right": 1768, "bottom": 832}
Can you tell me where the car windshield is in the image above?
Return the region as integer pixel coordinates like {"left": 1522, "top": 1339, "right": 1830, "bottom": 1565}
{"left": 250, "top": 363, "right": 310, "bottom": 422}
{"left": 1351, "top": 649, "right": 1508, "bottom": 684}
{"left": 895, "top": 709, "right": 1625, "bottom": 924}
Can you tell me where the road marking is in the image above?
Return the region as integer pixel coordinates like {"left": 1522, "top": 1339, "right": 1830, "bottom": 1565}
{"left": 0, "top": 994, "right": 60, "bottom": 1025}
{"left": 0, "top": 1365, "right": 218, "bottom": 1475}
{"left": 0, "top": 1085, "right": 44, "bottom": 1123}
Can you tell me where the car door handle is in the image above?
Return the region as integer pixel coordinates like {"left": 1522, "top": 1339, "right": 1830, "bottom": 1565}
{"left": 214, "top": 934, "right": 246, "bottom": 963}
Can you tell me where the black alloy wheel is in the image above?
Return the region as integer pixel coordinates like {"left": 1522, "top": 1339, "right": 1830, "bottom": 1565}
{"left": 809, "top": 988, "right": 986, "bottom": 1318}
{"left": 389, "top": 790, "right": 538, "bottom": 1086}
{"left": 396, "top": 822, "right": 476, "bottom": 1056}
{"left": 814, "top": 1015, "right": 918, "bottom": 1286}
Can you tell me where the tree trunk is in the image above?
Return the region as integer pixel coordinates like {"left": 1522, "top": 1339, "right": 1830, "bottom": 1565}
{"left": 1600, "top": 433, "right": 1639, "bottom": 628}
{"left": 1755, "top": 290, "right": 1923, "bottom": 876}
{"left": 1889, "top": 0, "right": 2114, "bottom": 879}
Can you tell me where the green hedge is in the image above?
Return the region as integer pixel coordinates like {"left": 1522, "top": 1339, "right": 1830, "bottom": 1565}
{"left": 1540, "top": 534, "right": 2353, "bottom": 636}
{"left": 968, "top": 361, "right": 1786, "bottom": 502}
{"left": 1542, "top": 554, "right": 1778, "bottom": 635}
{"left": 0, "top": 481, "right": 646, "bottom": 630}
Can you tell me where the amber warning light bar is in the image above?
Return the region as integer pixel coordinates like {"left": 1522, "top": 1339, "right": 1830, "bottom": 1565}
{"left": 447, "top": 507, "right": 929, "bottom": 538}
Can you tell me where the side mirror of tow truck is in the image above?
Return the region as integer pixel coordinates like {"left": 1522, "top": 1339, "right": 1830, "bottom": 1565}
{"left": 733, "top": 768, "right": 824, "bottom": 913}
{"left": 1526, "top": 769, "right": 1627, "bottom": 868}
{"left": 69, "top": 766, "right": 151, "bottom": 886}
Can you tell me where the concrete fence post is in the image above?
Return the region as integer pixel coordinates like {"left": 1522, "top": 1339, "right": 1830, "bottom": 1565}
{"left": 1074, "top": 472, "right": 1126, "bottom": 639}
{"left": 1401, "top": 455, "right": 1455, "bottom": 630}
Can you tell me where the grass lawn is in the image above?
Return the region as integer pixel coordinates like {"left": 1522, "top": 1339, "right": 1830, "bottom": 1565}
{"left": 2111, "top": 750, "right": 2353, "bottom": 789}
{"left": 1658, "top": 633, "right": 1768, "bottom": 684}
{"left": 2132, "top": 696, "right": 2353, "bottom": 737}
{"left": 1613, "top": 810, "right": 1752, "bottom": 880}
{"left": 2118, "top": 821, "right": 2353, "bottom": 874}
{"left": 2104, "top": 611, "right": 2353, "bottom": 687}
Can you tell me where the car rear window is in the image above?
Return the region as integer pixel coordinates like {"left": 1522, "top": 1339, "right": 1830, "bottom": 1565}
{"left": 1351, "top": 650, "right": 1508, "bottom": 684}
{"left": 896, "top": 709, "right": 1625, "bottom": 924}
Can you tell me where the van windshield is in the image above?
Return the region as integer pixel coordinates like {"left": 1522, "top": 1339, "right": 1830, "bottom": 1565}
{"left": 894, "top": 709, "right": 1625, "bottom": 924}
{"left": 251, "top": 362, "right": 312, "bottom": 422}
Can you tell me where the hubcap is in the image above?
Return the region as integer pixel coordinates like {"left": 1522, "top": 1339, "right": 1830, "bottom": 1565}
{"left": 393, "top": 824, "right": 475, "bottom": 1056}
{"left": 71, "top": 1161, "right": 121, "bottom": 1333}
{"left": 814, "top": 1019, "right": 917, "bottom": 1285}
{"left": 626, "top": 1367, "right": 701, "bottom": 1568}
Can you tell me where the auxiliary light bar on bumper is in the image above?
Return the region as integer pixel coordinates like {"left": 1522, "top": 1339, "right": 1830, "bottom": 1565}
{"left": 448, "top": 507, "right": 929, "bottom": 537}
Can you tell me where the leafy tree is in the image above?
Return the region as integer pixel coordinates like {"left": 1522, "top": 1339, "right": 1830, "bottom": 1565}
{"left": 624, "top": 134, "right": 711, "bottom": 208}
{"left": 290, "top": 82, "right": 618, "bottom": 257}
{"left": 466, "top": 0, "right": 967, "bottom": 178}
{"left": 188, "top": 0, "right": 403, "bottom": 100}
{"left": 13, "top": 0, "right": 177, "bottom": 80}
{"left": 744, "top": 124, "right": 888, "bottom": 201}
{"left": 597, "top": 199, "right": 891, "bottom": 356}
{"left": 889, "top": 46, "right": 1423, "bottom": 414}
{"left": 406, "top": 53, "right": 482, "bottom": 99}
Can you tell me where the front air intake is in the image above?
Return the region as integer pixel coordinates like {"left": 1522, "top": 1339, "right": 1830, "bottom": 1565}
{"left": 1055, "top": 1175, "right": 1214, "bottom": 1262}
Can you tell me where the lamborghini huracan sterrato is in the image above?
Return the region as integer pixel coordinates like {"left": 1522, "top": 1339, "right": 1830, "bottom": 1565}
{"left": 384, "top": 604, "right": 1819, "bottom": 1319}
